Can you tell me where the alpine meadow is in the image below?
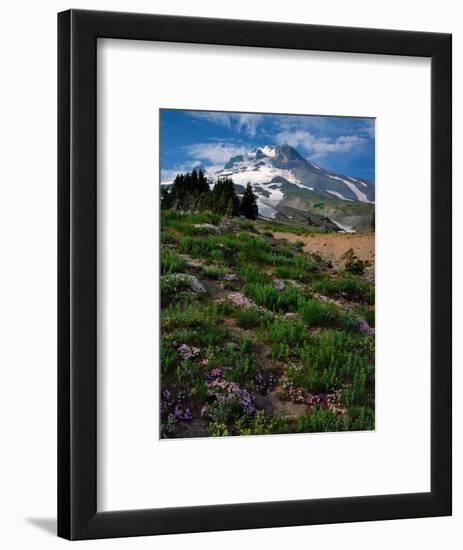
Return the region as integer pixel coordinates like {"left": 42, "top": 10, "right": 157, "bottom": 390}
{"left": 159, "top": 109, "right": 375, "bottom": 439}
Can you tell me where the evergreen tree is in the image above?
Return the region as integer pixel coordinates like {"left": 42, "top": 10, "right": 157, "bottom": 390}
{"left": 160, "top": 187, "right": 173, "bottom": 209}
{"left": 210, "top": 178, "right": 240, "bottom": 216}
{"left": 197, "top": 169, "right": 209, "bottom": 194}
{"left": 162, "top": 171, "right": 244, "bottom": 217}
{"left": 169, "top": 170, "right": 210, "bottom": 211}
{"left": 240, "top": 182, "right": 259, "bottom": 220}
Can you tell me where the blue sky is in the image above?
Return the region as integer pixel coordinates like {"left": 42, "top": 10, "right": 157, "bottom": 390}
{"left": 160, "top": 109, "right": 375, "bottom": 183}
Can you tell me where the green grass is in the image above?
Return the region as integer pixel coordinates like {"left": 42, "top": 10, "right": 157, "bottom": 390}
{"left": 299, "top": 298, "right": 338, "bottom": 327}
{"left": 296, "top": 330, "right": 374, "bottom": 396}
{"left": 160, "top": 248, "right": 186, "bottom": 275}
{"left": 160, "top": 274, "right": 200, "bottom": 307}
{"left": 201, "top": 264, "right": 229, "bottom": 280}
{"left": 160, "top": 210, "right": 375, "bottom": 437}
{"left": 243, "top": 282, "right": 304, "bottom": 313}
{"left": 355, "top": 304, "right": 375, "bottom": 327}
{"left": 313, "top": 274, "right": 374, "bottom": 304}
{"left": 234, "top": 306, "right": 270, "bottom": 329}
{"left": 259, "top": 221, "right": 313, "bottom": 236}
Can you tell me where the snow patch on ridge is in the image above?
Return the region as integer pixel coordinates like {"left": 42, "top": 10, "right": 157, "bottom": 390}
{"left": 326, "top": 175, "right": 373, "bottom": 203}
{"left": 260, "top": 146, "right": 277, "bottom": 158}
{"left": 326, "top": 189, "right": 353, "bottom": 201}
{"left": 256, "top": 199, "right": 277, "bottom": 219}
{"left": 348, "top": 176, "right": 368, "bottom": 188}
{"left": 330, "top": 219, "right": 356, "bottom": 233}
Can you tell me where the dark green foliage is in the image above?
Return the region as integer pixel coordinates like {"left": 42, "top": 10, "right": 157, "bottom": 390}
{"left": 210, "top": 178, "right": 240, "bottom": 216}
{"left": 162, "top": 169, "right": 210, "bottom": 211}
{"left": 342, "top": 247, "right": 369, "bottom": 276}
{"left": 299, "top": 299, "right": 338, "bottom": 327}
{"left": 240, "top": 182, "right": 259, "bottom": 219}
{"left": 161, "top": 187, "right": 174, "bottom": 209}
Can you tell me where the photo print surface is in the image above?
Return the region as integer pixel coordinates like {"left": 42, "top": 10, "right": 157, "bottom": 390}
{"left": 160, "top": 109, "right": 375, "bottom": 439}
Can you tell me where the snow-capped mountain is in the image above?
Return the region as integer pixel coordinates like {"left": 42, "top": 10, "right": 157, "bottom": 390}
{"left": 162, "top": 144, "right": 375, "bottom": 232}
{"left": 207, "top": 144, "right": 374, "bottom": 217}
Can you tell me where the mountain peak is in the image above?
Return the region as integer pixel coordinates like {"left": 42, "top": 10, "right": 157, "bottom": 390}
{"left": 210, "top": 143, "right": 374, "bottom": 220}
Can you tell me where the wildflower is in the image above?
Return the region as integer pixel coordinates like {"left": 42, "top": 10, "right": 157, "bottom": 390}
{"left": 359, "top": 320, "right": 375, "bottom": 336}
{"left": 210, "top": 367, "right": 223, "bottom": 378}
{"left": 177, "top": 343, "right": 200, "bottom": 361}
{"left": 201, "top": 379, "right": 256, "bottom": 420}
{"left": 227, "top": 292, "right": 254, "bottom": 309}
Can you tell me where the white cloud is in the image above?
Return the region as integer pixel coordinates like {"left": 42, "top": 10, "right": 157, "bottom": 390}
{"left": 358, "top": 121, "right": 375, "bottom": 138}
{"left": 274, "top": 129, "right": 316, "bottom": 150}
{"left": 188, "top": 111, "right": 232, "bottom": 129}
{"left": 275, "top": 129, "right": 367, "bottom": 159}
{"left": 188, "top": 111, "right": 264, "bottom": 137}
{"left": 235, "top": 114, "right": 264, "bottom": 137}
{"left": 185, "top": 142, "right": 249, "bottom": 164}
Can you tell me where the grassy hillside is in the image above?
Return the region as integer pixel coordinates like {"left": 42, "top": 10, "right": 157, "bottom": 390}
{"left": 160, "top": 210, "right": 375, "bottom": 438}
{"left": 278, "top": 185, "right": 375, "bottom": 233}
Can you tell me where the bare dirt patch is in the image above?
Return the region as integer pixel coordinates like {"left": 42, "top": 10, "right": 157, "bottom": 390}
{"left": 254, "top": 391, "right": 307, "bottom": 418}
{"left": 274, "top": 231, "right": 375, "bottom": 279}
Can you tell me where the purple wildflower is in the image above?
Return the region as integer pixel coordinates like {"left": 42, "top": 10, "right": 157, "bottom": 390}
{"left": 359, "top": 320, "right": 375, "bottom": 336}
{"left": 177, "top": 343, "right": 200, "bottom": 361}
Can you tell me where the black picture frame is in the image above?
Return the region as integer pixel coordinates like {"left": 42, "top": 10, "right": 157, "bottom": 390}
{"left": 58, "top": 9, "right": 452, "bottom": 540}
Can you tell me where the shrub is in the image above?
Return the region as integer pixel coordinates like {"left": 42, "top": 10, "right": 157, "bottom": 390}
{"left": 160, "top": 274, "right": 195, "bottom": 306}
{"left": 294, "top": 240, "right": 305, "bottom": 252}
{"left": 299, "top": 299, "right": 338, "bottom": 327}
{"left": 342, "top": 248, "right": 369, "bottom": 276}
{"left": 201, "top": 264, "right": 229, "bottom": 279}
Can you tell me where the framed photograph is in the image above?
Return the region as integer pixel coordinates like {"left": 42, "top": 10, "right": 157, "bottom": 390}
{"left": 58, "top": 9, "right": 452, "bottom": 540}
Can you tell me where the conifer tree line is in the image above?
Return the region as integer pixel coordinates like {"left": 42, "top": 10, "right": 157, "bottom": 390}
{"left": 161, "top": 170, "right": 259, "bottom": 219}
